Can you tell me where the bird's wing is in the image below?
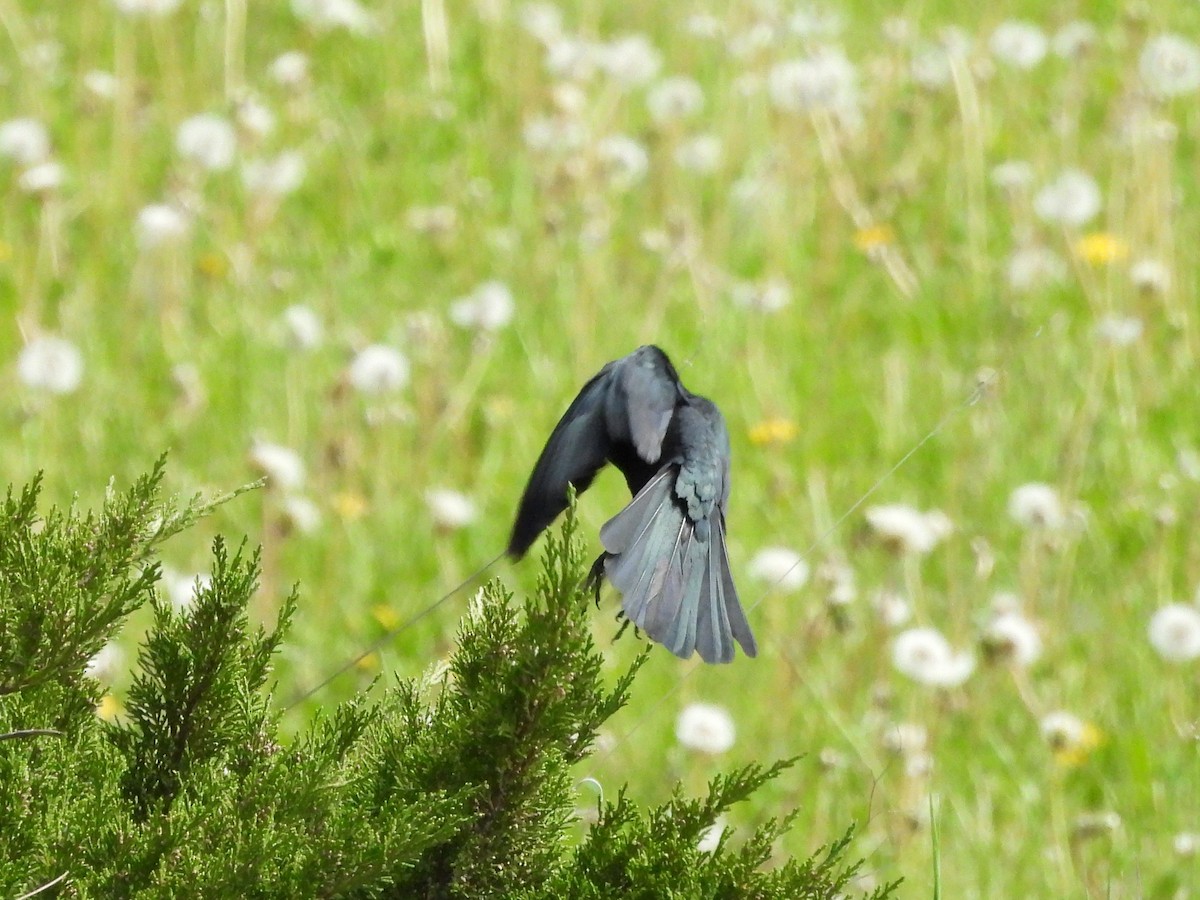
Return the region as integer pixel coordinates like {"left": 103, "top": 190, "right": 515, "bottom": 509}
{"left": 612, "top": 346, "right": 680, "bottom": 463}
{"left": 506, "top": 363, "right": 617, "bottom": 558}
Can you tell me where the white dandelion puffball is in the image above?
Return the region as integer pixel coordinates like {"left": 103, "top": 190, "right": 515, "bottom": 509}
{"left": 1033, "top": 169, "right": 1102, "bottom": 228}
{"left": 989, "top": 21, "right": 1048, "bottom": 69}
{"left": 18, "top": 161, "right": 65, "bottom": 194}
{"left": 676, "top": 702, "right": 736, "bottom": 754}
{"left": 596, "top": 34, "right": 662, "bottom": 88}
{"left": 282, "top": 495, "right": 322, "bottom": 534}
{"left": 1094, "top": 315, "right": 1143, "bottom": 347}
{"left": 990, "top": 160, "right": 1034, "bottom": 191}
{"left": 449, "top": 281, "right": 514, "bottom": 332}
{"left": 674, "top": 134, "right": 722, "bottom": 174}
{"left": 135, "top": 203, "right": 191, "bottom": 250}
{"left": 1008, "top": 482, "right": 1066, "bottom": 530}
{"left": 163, "top": 569, "right": 212, "bottom": 611}
{"left": 768, "top": 50, "right": 860, "bottom": 122}
{"left": 291, "top": 0, "right": 376, "bottom": 35}
{"left": 1139, "top": 34, "right": 1200, "bottom": 98}
{"left": 425, "top": 488, "right": 477, "bottom": 529}
{"left": 176, "top": 113, "right": 237, "bottom": 171}
{"left": 249, "top": 440, "right": 306, "bottom": 492}
{"left": 748, "top": 547, "right": 809, "bottom": 592}
{"left": 113, "top": 0, "right": 184, "bottom": 15}
{"left": 0, "top": 117, "right": 51, "bottom": 165}
{"left": 647, "top": 76, "right": 705, "bottom": 124}
{"left": 891, "top": 627, "right": 975, "bottom": 687}
{"left": 281, "top": 304, "right": 323, "bottom": 350}
{"left": 242, "top": 151, "right": 306, "bottom": 197}
{"left": 270, "top": 51, "right": 310, "bottom": 87}
{"left": 86, "top": 642, "right": 124, "bottom": 679}
{"left": 84, "top": 70, "right": 119, "bottom": 100}
{"left": 1006, "top": 246, "right": 1067, "bottom": 293}
{"left": 865, "top": 504, "right": 952, "bottom": 555}
{"left": 982, "top": 611, "right": 1042, "bottom": 667}
{"left": 595, "top": 134, "right": 649, "bottom": 189}
{"left": 1147, "top": 604, "right": 1200, "bottom": 663}
{"left": 17, "top": 336, "right": 84, "bottom": 394}
{"left": 1130, "top": 258, "right": 1171, "bottom": 295}
{"left": 1053, "top": 21, "right": 1097, "bottom": 59}
{"left": 1039, "top": 710, "right": 1087, "bottom": 750}
{"left": 348, "top": 344, "right": 410, "bottom": 394}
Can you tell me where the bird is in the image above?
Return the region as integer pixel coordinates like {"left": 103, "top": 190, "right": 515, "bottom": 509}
{"left": 507, "top": 345, "right": 757, "bottom": 664}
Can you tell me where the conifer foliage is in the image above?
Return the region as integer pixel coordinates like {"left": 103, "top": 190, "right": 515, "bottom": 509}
{"left": 0, "top": 465, "right": 895, "bottom": 898}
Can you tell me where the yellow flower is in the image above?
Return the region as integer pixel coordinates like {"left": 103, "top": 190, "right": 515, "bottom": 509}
{"left": 854, "top": 224, "right": 895, "bottom": 252}
{"left": 749, "top": 418, "right": 799, "bottom": 447}
{"left": 1054, "top": 722, "right": 1104, "bottom": 768}
{"left": 1074, "top": 232, "right": 1128, "bottom": 265}
{"left": 96, "top": 694, "right": 124, "bottom": 722}
{"left": 196, "top": 251, "right": 228, "bottom": 279}
{"left": 332, "top": 491, "right": 368, "bottom": 521}
{"left": 355, "top": 652, "right": 380, "bottom": 672}
{"left": 372, "top": 604, "right": 400, "bottom": 630}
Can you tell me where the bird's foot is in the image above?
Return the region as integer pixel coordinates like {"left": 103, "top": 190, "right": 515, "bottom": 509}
{"left": 586, "top": 552, "right": 608, "bottom": 609}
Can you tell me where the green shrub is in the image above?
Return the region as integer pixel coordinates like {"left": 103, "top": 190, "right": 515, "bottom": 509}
{"left": 0, "top": 464, "right": 895, "bottom": 898}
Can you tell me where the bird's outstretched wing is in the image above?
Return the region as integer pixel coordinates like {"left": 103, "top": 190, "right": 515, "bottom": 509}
{"left": 507, "top": 346, "right": 681, "bottom": 559}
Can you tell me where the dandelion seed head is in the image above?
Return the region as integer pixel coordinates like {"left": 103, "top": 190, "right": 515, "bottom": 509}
{"left": 86, "top": 642, "right": 124, "bottom": 679}
{"left": 865, "top": 504, "right": 951, "bottom": 555}
{"left": 595, "top": 134, "right": 649, "bottom": 189}
{"left": 163, "top": 569, "right": 212, "bottom": 611}
{"left": 982, "top": 611, "right": 1042, "bottom": 668}
{"left": 873, "top": 589, "right": 911, "bottom": 628}
{"left": 1139, "top": 34, "right": 1200, "bottom": 98}
{"left": 748, "top": 547, "right": 809, "bottom": 592}
{"left": 892, "top": 627, "right": 975, "bottom": 687}
{"left": 0, "top": 117, "right": 50, "bottom": 165}
{"left": 1094, "top": 315, "right": 1143, "bottom": 347}
{"left": 1148, "top": 604, "right": 1200, "bottom": 663}
{"left": 990, "top": 160, "right": 1034, "bottom": 191}
{"left": 676, "top": 702, "right": 736, "bottom": 754}
{"left": 1006, "top": 245, "right": 1067, "bottom": 292}
{"left": 1053, "top": 21, "right": 1097, "bottom": 59}
{"left": 347, "top": 344, "right": 410, "bottom": 395}
{"left": 596, "top": 34, "right": 661, "bottom": 88}
{"left": 291, "top": 0, "right": 376, "bottom": 35}
{"left": 112, "top": 0, "right": 184, "bottom": 16}
{"left": 674, "top": 133, "right": 722, "bottom": 174}
{"left": 242, "top": 151, "right": 306, "bottom": 197}
{"left": 17, "top": 335, "right": 84, "bottom": 394}
{"left": 249, "top": 440, "right": 306, "bottom": 492}
{"left": 730, "top": 278, "right": 791, "bottom": 313}
{"left": 84, "top": 70, "right": 119, "bottom": 100}
{"left": 1130, "top": 258, "right": 1170, "bottom": 295}
{"left": 1034, "top": 169, "right": 1102, "bottom": 227}
{"left": 882, "top": 721, "right": 928, "bottom": 757}
{"left": 1039, "top": 711, "right": 1102, "bottom": 766}
{"left": 646, "top": 76, "right": 705, "bottom": 124}
{"left": 237, "top": 97, "right": 276, "bottom": 139}
{"left": 450, "top": 280, "right": 515, "bottom": 332}
{"left": 136, "top": 203, "right": 191, "bottom": 250}
{"left": 989, "top": 21, "right": 1048, "bottom": 69}
{"left": 18, "top": 160, "right": 64, "bottom": 194}
{"left": 281, "top": 304, "right": 323, "bottom": 350}
{"left": 1008, "top": 482, "right": 1065, "bottom": 530}
{"left": 519, "top": 3, "right": 563, "bottom": 44}
{"left": 425, "top": 488, "right": 477, "bottom": 529}
{"left": 176, "top": 113, "right": 237, "bottom": 171}
{"left": 768, "top": 50, "right": 860, "bottom": 127}
{"left": 270, "top": 51, "right": 310, "bottom": 87}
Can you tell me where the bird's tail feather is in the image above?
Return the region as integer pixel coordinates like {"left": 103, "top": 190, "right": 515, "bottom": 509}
{"left": 601, "top": 467, "right": 756, "bottom": 663}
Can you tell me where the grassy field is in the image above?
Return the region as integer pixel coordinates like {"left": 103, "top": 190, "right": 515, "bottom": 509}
{"left": 4, "top": 0, "right": 1199, "bottom": 895}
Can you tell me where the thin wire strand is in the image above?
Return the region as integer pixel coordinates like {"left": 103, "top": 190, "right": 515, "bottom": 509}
{"left": 285, "top": 551, "right": 505, "bottom": 710}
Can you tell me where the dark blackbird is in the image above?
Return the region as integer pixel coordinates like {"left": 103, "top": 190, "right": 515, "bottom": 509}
{"left": 507, "top": 345, "right": 757, "bottom": 663}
